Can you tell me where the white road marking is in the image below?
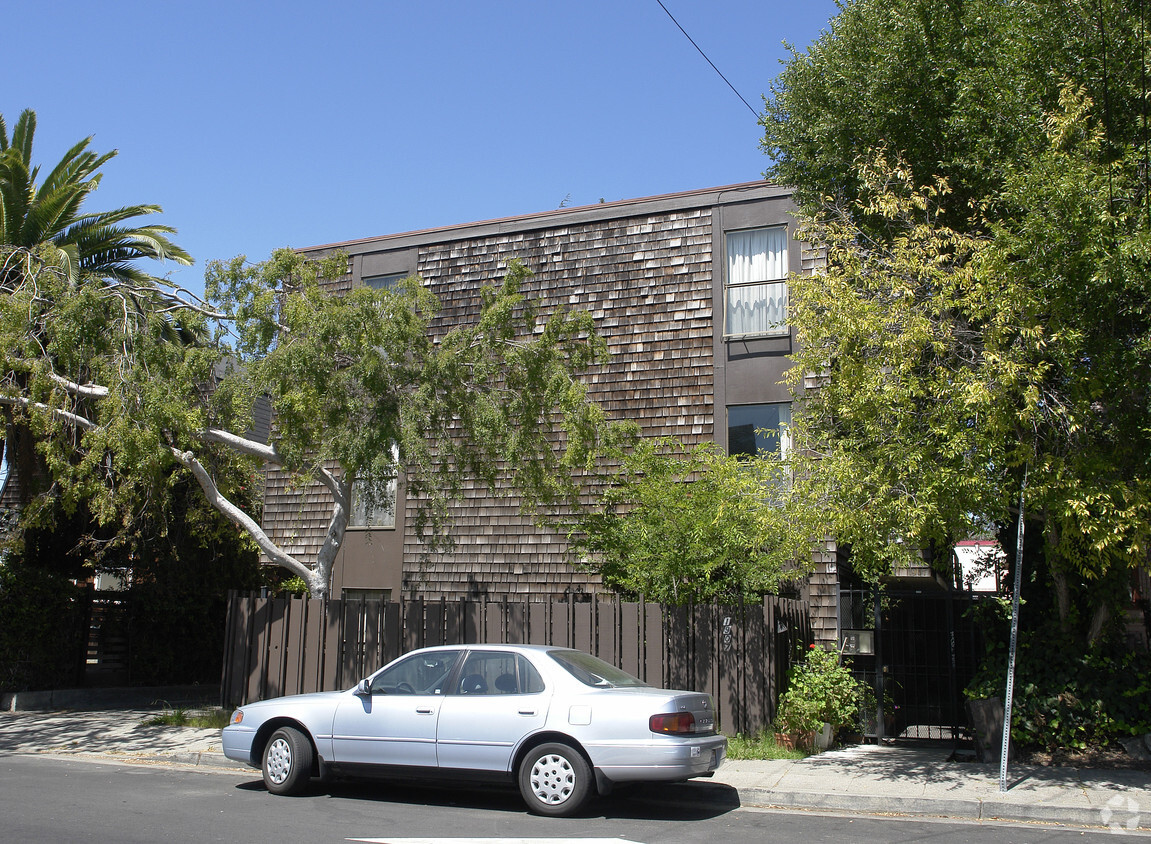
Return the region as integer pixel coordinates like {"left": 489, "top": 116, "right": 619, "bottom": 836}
{"left": 348, "top": 839, "right": 644, "bottom": 843}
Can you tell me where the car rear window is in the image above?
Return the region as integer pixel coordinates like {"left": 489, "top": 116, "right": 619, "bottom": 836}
{"left": 547, "top": 650, "right": 649, "bottom": 688}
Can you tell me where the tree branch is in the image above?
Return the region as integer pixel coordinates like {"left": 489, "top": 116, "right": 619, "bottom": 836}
{"left": 169, "top": 445, "right": 320, "bottom": 589}
{"left": 0, "top": 394, "right": 99, "bottom": 431}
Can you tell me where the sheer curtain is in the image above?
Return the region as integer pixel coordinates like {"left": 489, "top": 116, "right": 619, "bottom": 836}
{"left": 726, "top": 228, "right": 788, "bottom": 336}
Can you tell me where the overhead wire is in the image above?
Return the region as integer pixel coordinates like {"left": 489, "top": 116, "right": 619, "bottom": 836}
{"left": 654, "top": 0, "right": 761, "bottom": 120}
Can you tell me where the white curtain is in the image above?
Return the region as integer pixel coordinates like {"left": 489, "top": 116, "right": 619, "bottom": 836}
{"left": 726, "top": 228, "right": 788, "bottom": 336}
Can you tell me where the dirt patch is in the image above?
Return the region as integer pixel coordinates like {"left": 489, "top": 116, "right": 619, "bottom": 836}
{"left": 1019, "top": 747, "right": 1151, "bottom": 772}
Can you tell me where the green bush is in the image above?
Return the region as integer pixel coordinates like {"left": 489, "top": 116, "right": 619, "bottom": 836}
{"left": 966, "top": 635, "right": 1151, "bottom": 752}
{"left": 775, "top": 644, "right": 865, "bottom": 734}
{"left": 0, "top": 563, "right": 86, "bottom": 691}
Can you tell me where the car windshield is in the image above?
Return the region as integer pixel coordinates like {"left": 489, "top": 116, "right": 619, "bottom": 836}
{"left": 547, "top": 650, "right": 649, "bottom": 688}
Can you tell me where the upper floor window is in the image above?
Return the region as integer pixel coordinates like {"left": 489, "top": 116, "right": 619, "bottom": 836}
{"left": 725, "top": 227, "right": 788, "bottom": 337}
{"left": 349, "top": 475, "right": 397, "bottom": 529}
{"left": 364, "top": 272, "right": 407, "bottom": 291}
{"left": 727, "top": 402, "right": 791, "bottom": 459}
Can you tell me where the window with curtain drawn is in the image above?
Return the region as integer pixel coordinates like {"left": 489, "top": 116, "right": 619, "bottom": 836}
{"left": 364, "top": 272, "right": 408, "bottom": 291}
{"left": 725, "top": 227, "right": 788, "bottom": 337}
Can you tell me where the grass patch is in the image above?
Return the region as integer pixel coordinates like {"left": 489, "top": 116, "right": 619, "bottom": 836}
{"left": 725, "top": 730, "right": 810, "bottom": 760}
{"left": 142, "top": 707, "right": 232, "bottom": 729}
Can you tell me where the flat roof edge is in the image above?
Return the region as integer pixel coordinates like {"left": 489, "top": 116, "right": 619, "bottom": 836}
{"left": 304, "top": 181, "right": 791, "bottom": 255}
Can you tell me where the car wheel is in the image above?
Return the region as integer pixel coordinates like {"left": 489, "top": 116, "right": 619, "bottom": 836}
{"left": 518, "top": 742, "right": 591, "bottom": 817}
{"left": 262, "top": 726, "right": 313, "bottom": 796}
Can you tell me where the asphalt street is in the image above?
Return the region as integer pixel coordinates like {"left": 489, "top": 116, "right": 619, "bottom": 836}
{"left": 1, "top": 754, "right": 1141, "bottom": 844}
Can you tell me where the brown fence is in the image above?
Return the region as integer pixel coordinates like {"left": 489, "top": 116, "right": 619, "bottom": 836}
{"left": 220, "top": 592, "right": 811, "bottom": 735}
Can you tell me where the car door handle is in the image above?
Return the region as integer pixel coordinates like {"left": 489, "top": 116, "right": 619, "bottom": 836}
{"left": 416, "top": 707, "right": 435, "bottom": 714}
{"left": 518, "top": 710, "right": 537, "bottom": 716}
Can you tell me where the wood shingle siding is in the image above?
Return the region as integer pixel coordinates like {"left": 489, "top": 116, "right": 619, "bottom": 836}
{"left": 404, "top": 209, "right": 715, "bottom": 598}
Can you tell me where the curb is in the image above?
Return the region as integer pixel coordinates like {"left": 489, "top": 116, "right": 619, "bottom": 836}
{"left": 732, "top": 786, "right": 1148, "bottom": 830}
{"left": 1, "top": 686, "right": 220, "bottom": 713}
{"left": 34, "top": 747, "right": 251, "bottom": 772}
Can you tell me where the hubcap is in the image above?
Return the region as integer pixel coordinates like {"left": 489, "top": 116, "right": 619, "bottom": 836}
{"left": 529, "top": 752, "right": 575, "bottom": 805}
{"left": 266, "top": 737, "right": 292, "bottom": 784}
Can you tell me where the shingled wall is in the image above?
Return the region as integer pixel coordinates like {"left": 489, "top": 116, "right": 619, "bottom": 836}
{"left": 404, "top": 208, "right": 716, "bottom": 598}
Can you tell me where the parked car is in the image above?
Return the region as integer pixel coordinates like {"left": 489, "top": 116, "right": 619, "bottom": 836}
{"left": 222, "top": 643, "right": 726, "bottom": 816}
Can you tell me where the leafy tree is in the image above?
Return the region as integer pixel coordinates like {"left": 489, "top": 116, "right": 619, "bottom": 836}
{"left": 571, "top": 439, "right": 805, "bottom": 604}
{"left": 1, "top": 108, "right": 194, "bottom": 515}
{"left": 0, "top": 110, "right": 628, "bottom": 601}
{"left": 2, "top": 237, "right": 628, "bottom": 598}
{"left": 764, "top": 0, "right": 1151, "bottom": 645}
{"left": 196, "top": 251, "right": 628, "bottom": 597}
{"left": 762, "top": 0, "right": 1144, "bottom": 236}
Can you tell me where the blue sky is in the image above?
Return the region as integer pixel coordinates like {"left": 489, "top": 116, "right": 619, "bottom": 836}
{"left": 5, "top": 1, "right": 838, "bottom": 295}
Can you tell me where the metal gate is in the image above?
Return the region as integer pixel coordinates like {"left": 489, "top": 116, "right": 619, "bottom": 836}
{"left": 840, "top": 586, "right": 985, "bottom": 742}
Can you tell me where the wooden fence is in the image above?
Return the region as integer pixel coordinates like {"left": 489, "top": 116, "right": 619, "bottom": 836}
{"left": 220, "top": 592, "right": 811, "bottom": 735}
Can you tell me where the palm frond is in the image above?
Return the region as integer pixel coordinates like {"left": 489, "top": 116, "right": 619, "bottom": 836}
{"left": 9, "top": 110, "right": 36, "bottom": 167}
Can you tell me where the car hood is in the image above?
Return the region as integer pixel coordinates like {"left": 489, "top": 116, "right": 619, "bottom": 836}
{"left": 242, "top": 690, "right": 348, "bottom": 710}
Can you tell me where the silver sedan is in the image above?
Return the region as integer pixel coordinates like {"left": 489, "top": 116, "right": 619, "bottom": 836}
{"left": 222, "top": 643, "right": 727, "bottom": 816}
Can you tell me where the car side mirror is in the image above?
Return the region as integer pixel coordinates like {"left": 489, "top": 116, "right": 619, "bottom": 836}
{"left": 355, "top": 678, "right": 372, "bottom": 696}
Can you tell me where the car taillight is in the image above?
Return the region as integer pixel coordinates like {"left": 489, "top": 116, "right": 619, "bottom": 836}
{"left": 649, "top": 712, "right": 696, "bottom": 735}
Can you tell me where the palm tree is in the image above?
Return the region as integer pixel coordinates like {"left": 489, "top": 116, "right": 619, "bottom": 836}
{"left": 0, "top": 108, "right": 194, "bottom": 511}
{"left": 0, "top": 108, "right": 191, "bottom": 287}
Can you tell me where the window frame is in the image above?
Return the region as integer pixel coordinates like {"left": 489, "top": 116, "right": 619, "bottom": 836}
{"left": 726, "top": 402, "right": 792, "bottom": 460}
{"left": 363, "top": 272, "right": 408, "bottom": 292}
{"left": 348, "top": 474, "right": 398, "bottom": 529}
{"left": 723, "top": 225, "right": 790, "bottom": 339}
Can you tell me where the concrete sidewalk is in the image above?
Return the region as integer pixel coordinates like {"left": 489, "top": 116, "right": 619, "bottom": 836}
{"left": 0, "top": 708, "right": 1147, "bottom": 831}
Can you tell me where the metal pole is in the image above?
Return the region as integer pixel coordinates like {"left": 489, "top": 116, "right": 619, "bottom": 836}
{"left": 999, "top": 468, "right": 1028, "bottom": 793}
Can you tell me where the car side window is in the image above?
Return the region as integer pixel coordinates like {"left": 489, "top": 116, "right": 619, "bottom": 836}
{"left": 451, "top": 651, "right": 545, "bottom": 695}
{"left": 369, "top": 649, "right": 462, "bottom": 695}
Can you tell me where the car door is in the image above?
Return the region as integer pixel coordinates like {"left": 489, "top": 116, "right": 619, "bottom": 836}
{"left": 331, "top": 648, "right": 463, "bottom": 769}
{"left": 436, "top": 650, "right": 550, "bottom": 772}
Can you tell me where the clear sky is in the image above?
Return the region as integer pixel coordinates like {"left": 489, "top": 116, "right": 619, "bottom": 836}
{"left": 5, "top": 0, "right": 837, "bottom": 295}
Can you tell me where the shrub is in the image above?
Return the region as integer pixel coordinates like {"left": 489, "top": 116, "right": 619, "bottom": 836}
{"left": 775, "top": 644, "right": 865, "bottom": 734}
{"left": 0, "top": 563, "right": 87, "bottom": 691}
{"left": 966, "top": 634, "right": 1151, "bottom": 752}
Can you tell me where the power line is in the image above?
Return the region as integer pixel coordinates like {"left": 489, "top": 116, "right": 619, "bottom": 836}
{"left": 655, "top": 0, "right": 761, "bottom": 120}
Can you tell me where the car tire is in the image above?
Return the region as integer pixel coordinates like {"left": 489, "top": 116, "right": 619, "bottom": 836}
{"left": 518, "top": 742, "right": 591, "bottom": 817}
{"left": 262, "top": 726, "right": 313, "bottom": 796}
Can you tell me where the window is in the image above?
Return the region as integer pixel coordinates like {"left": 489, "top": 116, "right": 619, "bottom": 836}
{"left": 349, "top": 475, "right": 397, "bottom": 528}
{"left": 451, "top": 651, "right": 545, "bottom": 695}
{"left": 342, "top": 588, "right": 391, "bottom": 602}
{"left": 547, "top": 649, "right": 649, "bottom": 688}
{"left": 368, "top": 649, "right": 463, "bottom": 695}
{"left": 725, "top": 227, "right": 788, "bottom": 337}
{"left": 727, "top": 403, "right": 791, "bottom": 459}
{"left": 363, "top": 272, "right": 407, "bottom": 291}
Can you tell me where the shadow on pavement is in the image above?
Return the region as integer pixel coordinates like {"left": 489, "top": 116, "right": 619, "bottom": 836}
{"left": 229, "top": 774, "right": 739, "bottom": 820}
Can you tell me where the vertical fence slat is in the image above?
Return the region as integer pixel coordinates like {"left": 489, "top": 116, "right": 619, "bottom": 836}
{"left": 716, "top": 604, "right": 740, "bottom": 735}
{"left": 597, "top": 601, "right": 619, "bottom": 667}
{"left": 320, "top": 597, "right": 342, "bottom": 692}
{"left": 506, "top": 601, "right": 526, "bottom": 645}
{"left": 282, "top": 596, "right": 306, "bottom": 696}
{"left": 425, "top": 598, "right": 446, "bottom": 646}
{"left": 403, "top": 599, "right": 423, "bottom": 652}
{"left": 463, "top": 599, "right": 482, "bottom": 644}
{"left": 572, "top": 602, "right": 594, "bottom": 654}
{"left": 527, "top": 602, "right": 548, "bottom": 645}
{"left": 484, "top": 600, "right": 503, "bottom": 643}
{"left": 643, "top": 601, "right": 663, "bottom": 687}
{"left": 693, "top": 604, "right": 717, "bottom": 713}
{"left": 619, "top": 602, "right": 641, "bottom": 678}
{"left": 301, "top": 597, "right": 324, "bottom": 695}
